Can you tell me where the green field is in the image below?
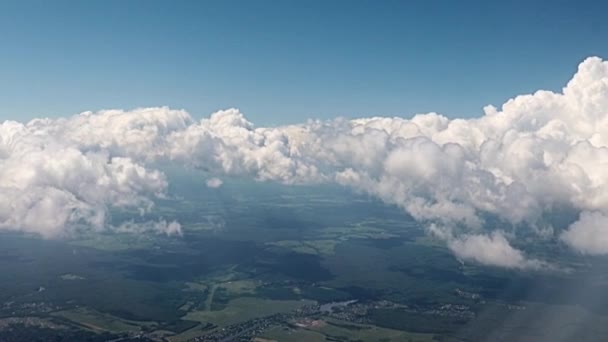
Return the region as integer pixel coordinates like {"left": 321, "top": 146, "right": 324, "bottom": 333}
{"left": 183, "top": 297, "right": 315, "bottom": 326}
{"left": 52, "top": 308, "right": 153, "bottom": 333}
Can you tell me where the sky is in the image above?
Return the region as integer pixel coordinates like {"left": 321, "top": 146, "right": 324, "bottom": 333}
{"left": 0, "top": 0, "right": 607, "bottom": 125}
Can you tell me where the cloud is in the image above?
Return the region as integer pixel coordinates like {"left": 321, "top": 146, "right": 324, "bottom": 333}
{"left": 0, "top": 120, "right": 168, "bottom": 237}
{"left": 561, "top": 211, "right": 608, "bottom": 255}
{"left": 112, "top": 220, "right": 183, "bottom": 236}
{"left": 206, "top": 177, "right": 223, "bottom": 188}
{"left": 448, "top": 231, "right": 545, "bottom": 270}
{"left": 1, "top": 56, "right": 608, "bottom": 268}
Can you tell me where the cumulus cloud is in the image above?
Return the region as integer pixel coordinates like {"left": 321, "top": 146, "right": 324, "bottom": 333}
{"left": 2, "top": 57, "right": 608, "bottom": 269}
{"left": 206, "top": 177, "right": 223, "bottom": 188}
{"left": 0, "top": 120, "right": 168, "bottom": 237}
{"left": 448, "top": 231, "right": 545, "bottom": 270}
{"left": 561, "top": 211, "right": 608, "bottom": 255}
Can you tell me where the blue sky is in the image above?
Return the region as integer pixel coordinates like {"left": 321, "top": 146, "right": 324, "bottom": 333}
{"left": 0, "top": 0, "right": 606, "bottom": 125}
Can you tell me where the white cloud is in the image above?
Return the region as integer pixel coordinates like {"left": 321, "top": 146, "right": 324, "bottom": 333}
{"left": 2, "top": 57, "right": 608, "bottom": 268}
{"left": 448, "top": 231, "right": 544, "bottom": 270}
{"left": 206, "top": 177, "right": 223, "bottom": 188}
{"left": 0, "top": 120, "right": 167, "bottom": 237}
{"left": 561, "top": 211, "right": 608, "bottom": 255}
{"left": 112, "top": 220, "right": 182, "bottom": 236}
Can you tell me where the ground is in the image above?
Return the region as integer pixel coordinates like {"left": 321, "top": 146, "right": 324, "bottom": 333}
{"left": 2, "top": 176, "right": 608, "bottom": 341}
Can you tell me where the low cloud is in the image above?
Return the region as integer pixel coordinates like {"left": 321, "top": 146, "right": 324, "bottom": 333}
{"left": 112, "top": 220, "right": 183, "bottom": 236}
{"left": 206, "top": 177, "right": 223, "bottom": 188}
{"left": 561, "top": 211, "right": 608, "bottom": 255}
{"left": 2, "top": 57, "right": 608, "bottom": 268}
{"left": 448, "top": 231, "right": 545, "bottom": 270}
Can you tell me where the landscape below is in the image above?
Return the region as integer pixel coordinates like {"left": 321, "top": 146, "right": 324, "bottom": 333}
{"left": 2, "top": 173, "right": 608, "bottom": 342}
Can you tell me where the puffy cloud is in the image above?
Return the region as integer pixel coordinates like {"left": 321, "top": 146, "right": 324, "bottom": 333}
{"left": 561, "top": 211, "right": 608, "bottom": 255}
{"left": 164, "top": 56, "right": 608, "bottom": 266}
{"left": 448, "top": 231, "right": 545, "bottom": 270}
{"left": 0, "top": 115, "right": 169, "bottom": 237}
{"left": 2, "top": 56, "right": 608, "bottom": 269}
{"left": 205, "top": 177, "right": 223, "bottom": 188}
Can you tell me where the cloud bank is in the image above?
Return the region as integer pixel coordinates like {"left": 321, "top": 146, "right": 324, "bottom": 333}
{"left": 2, "top": 57, "right": 608, "bottom": 268}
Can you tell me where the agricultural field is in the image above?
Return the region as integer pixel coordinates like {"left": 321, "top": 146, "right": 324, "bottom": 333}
{"left": 2, "top": 177, "right": 608, "bottom": 341}
{"left": 259, "top": 317, "right": 436, "bottom": 342}
{"left": 184, "top": 297, "right": 314, "bottom": 327}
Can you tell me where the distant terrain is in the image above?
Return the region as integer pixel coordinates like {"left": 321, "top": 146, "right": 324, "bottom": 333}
{"left": 2, "top": 171, "right": 608, "bottom": 342}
